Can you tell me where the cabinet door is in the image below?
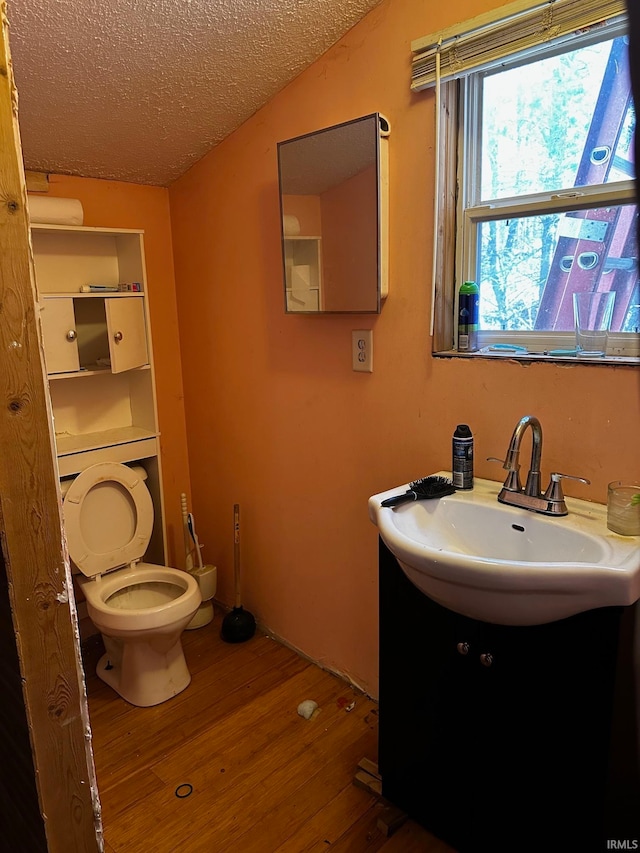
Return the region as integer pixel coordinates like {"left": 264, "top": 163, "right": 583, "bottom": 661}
{"left": 105, "top": 298, "right": 148, "bottom": 373}
{"left": 40, "top": 298, "right": 80, "bottom": 374}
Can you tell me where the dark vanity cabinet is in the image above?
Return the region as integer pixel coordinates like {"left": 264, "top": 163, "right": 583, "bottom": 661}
{"left": 378, "top": 539, "right": 640, "bottom": 853}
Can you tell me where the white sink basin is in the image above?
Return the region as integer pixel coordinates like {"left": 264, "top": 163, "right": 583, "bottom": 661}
{"left": 369, "top": 475, "right": 640, "bottom": 626}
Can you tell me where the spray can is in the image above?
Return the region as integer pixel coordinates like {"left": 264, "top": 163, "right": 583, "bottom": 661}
{"left": 458, "top": 281, "right": 479, "bottom": 352}
{"left": 452, "top": 424, "right": 474, "bottom": 490}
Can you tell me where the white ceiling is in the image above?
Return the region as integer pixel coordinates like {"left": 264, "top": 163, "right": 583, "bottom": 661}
{"left": 7, "top": 0, "right": 382, "bottom": 187}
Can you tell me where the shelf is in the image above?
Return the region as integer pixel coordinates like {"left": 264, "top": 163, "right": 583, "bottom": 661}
{"left": 56, "top": 436, "right": 159, "bottom": 479}
{"left": 48, "top": 364, "right": 151, "bottom": 380}
{"left": 31, "top": 227, "right": 146, "bottom": 296}
{"left": 31, "top": 223, "right": 143, "bottom": 236}
{"left": 42, "top": 291, "right": 144, "bottom": 299}
{"left": 55, "top": 426, "right": 158, "bottom": 457}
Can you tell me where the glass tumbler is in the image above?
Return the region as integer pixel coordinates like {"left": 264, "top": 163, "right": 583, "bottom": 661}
{"left": 573, "top": 291, "right": 615, "bottom": 357}
{"left": 607, "top": 481, "right": 640, "bottom": 536}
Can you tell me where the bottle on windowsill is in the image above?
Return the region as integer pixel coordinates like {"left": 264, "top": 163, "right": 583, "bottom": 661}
{"left": 457, "top": 280, "right": 479, "bottom": 352}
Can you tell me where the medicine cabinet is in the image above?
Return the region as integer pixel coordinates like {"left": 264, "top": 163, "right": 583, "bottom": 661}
{"left": 277, "top": 113, "right": 389, "bottom": 314}
{"left": 32, "top": 223, "right": 166, "bottom": 563}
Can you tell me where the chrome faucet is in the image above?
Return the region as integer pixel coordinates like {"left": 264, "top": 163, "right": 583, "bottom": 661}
{"left": 489, "top": 415, "right": 590, "bottom": 516}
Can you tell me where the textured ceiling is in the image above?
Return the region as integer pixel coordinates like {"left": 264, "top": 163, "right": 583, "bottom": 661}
{"left": 7, "top": 0, "right": 382, "bottom": 186}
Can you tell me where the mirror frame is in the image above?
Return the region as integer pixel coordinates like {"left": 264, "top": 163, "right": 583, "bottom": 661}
{"left": 277, "top": 112, "right": 389, "bottom": 314}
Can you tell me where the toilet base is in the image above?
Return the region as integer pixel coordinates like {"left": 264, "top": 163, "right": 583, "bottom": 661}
{"left": 97, "top": 634, "right": 192, "bottom": 707}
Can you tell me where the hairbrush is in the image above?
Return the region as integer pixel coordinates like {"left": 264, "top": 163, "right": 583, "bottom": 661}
{"left": 380, "top": 475, "right": 456, "bottom": 508}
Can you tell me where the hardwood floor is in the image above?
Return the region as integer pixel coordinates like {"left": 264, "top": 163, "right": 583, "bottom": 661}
{"left": 83, "top": 609, "right": 452, "bottom": 852}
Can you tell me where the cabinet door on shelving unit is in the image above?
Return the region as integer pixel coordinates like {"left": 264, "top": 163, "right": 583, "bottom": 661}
{"left": 40, "top": 298, "right": 80, "bottom": 374}
{"left": 105, "top": 298, "right": 148, "bottom": 373}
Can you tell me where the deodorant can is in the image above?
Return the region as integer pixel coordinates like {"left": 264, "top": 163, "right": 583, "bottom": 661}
{"left": 458, "top": 281, "right": 479, "bottom": 352}
{"left": 452, "top": 424, "right": 474, "bottom": 490}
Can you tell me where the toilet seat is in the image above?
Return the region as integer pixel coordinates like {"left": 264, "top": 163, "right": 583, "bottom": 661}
{"left": 63, "top": 462, "right": 154, "bottom": 578}
{"left": 77, "top": 563, "right": 200, "bottom": 632}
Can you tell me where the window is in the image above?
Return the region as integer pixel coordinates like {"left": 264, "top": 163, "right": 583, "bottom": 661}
{"left": 413, "top": 0, "right": 639, "bottom": 360}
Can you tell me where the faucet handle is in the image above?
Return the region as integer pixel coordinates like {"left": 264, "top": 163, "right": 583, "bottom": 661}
{"left": 551, "top": 472, "right": 590, "bottom": 484}
{"left": 487, "top": 457, "right": 521, "bottom": 492}
{"left": 544, "top": 472, "right": 591, "bottom": 502}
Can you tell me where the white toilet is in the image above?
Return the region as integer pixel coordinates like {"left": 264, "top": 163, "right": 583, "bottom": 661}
{"left": 62, "top": 461, "right": 201, "bottom": 707}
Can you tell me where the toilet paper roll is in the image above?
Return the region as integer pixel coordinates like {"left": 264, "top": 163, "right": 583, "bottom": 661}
{"left": 283, "top": 214, "right": 300, "bottom": 236}
{"left": 28, "top": 195, "right": 84, "bottom": 226}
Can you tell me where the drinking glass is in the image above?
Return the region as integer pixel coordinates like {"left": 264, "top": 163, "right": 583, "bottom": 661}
{"left": 573, "top": 291, "right": 615, "bottom": 357}
{"left": 607, "top": 481, "right": 640, "bottom": 536}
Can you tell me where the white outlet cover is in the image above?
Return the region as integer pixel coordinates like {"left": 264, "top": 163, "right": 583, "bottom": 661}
{"left": 352, "top": 330, "right": 373, "bottom": 372}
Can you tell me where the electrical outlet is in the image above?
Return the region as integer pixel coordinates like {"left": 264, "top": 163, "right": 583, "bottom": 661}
{"left": 352, "top": 330, "right": 373, "bottom": 372}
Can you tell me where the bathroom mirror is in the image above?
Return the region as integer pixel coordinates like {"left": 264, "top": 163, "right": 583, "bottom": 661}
{"left": 277, "top": 113, "right": 389, "bottom": 314}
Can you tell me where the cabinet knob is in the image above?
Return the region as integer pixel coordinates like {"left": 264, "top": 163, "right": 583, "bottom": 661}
{"left": 113, "top": 331, "right": 124, "bottom": 342}
{"left": 66, "top": 329, "right": 77, "bottom": 342}
{"left": 456, "top": 642, "right": 470, "bottom": 655}
{"left": 479, "top": 653, "right": 493, "bottom": 667}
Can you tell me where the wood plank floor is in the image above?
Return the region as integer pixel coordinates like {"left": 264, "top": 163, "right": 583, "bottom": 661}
{"left": 83, "top": 608, "right": 453, "bottom": 853}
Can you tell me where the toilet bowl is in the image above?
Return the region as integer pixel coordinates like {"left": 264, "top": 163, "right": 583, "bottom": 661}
{"left": 63, "top": 462, "right": 201, "bottom": 707}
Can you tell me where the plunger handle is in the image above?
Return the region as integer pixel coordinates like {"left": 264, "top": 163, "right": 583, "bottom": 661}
{"left": 233, "top": 503, "right": 242, "bottom": 609}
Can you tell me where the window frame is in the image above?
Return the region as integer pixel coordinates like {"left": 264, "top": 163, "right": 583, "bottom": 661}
{"left": 430, "top": 13, "right": 639, "bottom": 363}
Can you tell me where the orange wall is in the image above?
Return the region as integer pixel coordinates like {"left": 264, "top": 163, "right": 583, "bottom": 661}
{"left": 167, "top": 0, "right": 640, "bottom": 696}
{"left": 40, "top": 175, "right": 191, "bottom": 569}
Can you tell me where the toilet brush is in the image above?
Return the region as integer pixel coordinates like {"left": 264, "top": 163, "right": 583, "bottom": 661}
{"left": 181, "top": 493, "right": 195, "bottom": 572}
{"left": 187, "top": 511, "right": 204, "bottom": 570}
{"left": 221, "top": 503, "right": 256, "bottom": 643}
{"left": 181, "top": 494, "right": 216, "bottom": 630}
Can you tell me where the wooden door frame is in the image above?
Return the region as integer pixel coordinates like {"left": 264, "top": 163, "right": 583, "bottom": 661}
{"left": 0, "top": 4, "right": 101, "bottom": 850}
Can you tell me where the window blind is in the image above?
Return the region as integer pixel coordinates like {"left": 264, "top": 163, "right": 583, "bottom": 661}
{"left": 411, "top": 0, "right": 627, "bottom": 91}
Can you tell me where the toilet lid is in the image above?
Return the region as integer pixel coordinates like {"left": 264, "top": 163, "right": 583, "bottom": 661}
{"left": 63, "top": 462, "right": 154, "bottom": 578}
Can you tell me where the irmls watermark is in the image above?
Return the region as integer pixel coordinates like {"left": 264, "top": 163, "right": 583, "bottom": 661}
{"left": 607, "top": 841, "right": 639, "bottom": 850}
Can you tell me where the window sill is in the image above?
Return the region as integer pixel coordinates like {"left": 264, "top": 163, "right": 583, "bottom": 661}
{"left": 434, "top": 349, "right": 640, "bottom": 366}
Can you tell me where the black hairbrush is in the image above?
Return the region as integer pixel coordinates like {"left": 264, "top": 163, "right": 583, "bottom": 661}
{"left": 381, "top": 475, "right": 456, "bottom": 508}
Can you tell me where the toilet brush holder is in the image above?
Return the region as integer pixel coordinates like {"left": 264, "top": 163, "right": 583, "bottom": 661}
{"left": 185, "top": 565, "right": 217, "bottom": 630}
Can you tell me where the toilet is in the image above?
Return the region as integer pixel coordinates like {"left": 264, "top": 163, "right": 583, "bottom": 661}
{"left": 62, "top": 461, "right": 201, "bottom": 707}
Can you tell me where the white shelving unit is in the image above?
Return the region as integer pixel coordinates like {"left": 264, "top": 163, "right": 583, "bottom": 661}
{"left": 32, "top": 223, "right": 166, "bottom": 563}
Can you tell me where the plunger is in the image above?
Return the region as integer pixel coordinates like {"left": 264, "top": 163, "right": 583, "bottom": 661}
{"left": 221, "top": 503, "right": 256, "bottom": 643}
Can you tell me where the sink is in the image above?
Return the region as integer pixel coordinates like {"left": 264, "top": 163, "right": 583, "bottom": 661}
{"left": 369, "top": 474, "right": 640, "bottom": 626}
